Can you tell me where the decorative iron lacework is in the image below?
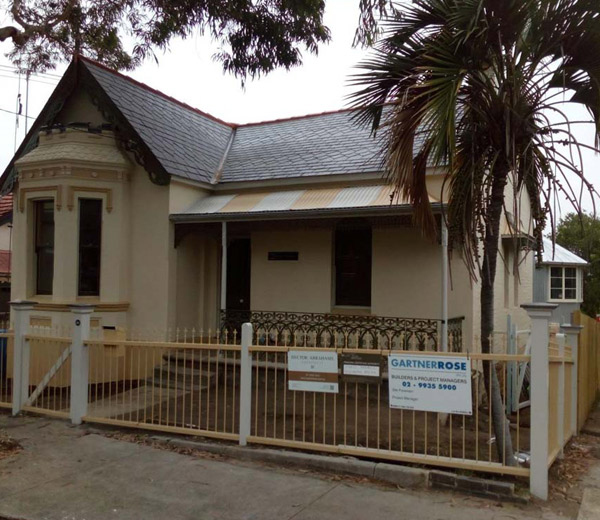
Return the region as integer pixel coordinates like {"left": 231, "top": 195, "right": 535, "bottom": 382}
{"left": 221, "top": 310, "right": 464, "bottom": 352}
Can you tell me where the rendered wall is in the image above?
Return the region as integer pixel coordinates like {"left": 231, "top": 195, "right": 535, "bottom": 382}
{"left": 250, "top": 228, "right": 333, "bottom": 314}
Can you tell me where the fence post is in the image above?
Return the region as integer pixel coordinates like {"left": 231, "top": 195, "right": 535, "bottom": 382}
{"left": 560, "top": 323, "right": 583, "bottom": 435}
{"left": 69, "top": 304, "right": 93, "bottom": 425}
{"left": 522, "top": 302, "right": 557, "bottom": 501}
{"left": 239, "top": 322, "right": 253, "bottom": 446}
{"left": 556, "top": 333, "right": 566, "bottom": 457}
{"left": 10, "top": 301, "right": 36, "bottom": 415}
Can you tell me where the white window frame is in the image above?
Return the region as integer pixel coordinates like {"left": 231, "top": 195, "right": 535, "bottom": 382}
{"left": 548, "top": 266, "right": 581, "bottom": 303}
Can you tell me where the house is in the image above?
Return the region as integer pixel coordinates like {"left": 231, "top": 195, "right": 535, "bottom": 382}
{"left": 0, "top": 56, "right": 535, "bottom": 348}
{"left": 533, "top": 237, "right": 587, "bottom": 324}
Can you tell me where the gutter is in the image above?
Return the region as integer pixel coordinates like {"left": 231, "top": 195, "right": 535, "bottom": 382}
{"left": 170, "top": 202, "right": 445, "bottom": 224}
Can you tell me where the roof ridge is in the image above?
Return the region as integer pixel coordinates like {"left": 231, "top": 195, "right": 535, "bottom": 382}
{"left": 77, "top": 56, "right": 369, "bottom": 130}
{"left": 78, "top": 55, "right": 236, "bottom": 129}
{"left": 236, "top": 107, "right": 361, "bottom": 128}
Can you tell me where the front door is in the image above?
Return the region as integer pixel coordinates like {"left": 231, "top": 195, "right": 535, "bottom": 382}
{"left": 226, "top": 239, "right": 251, "bottom": 322}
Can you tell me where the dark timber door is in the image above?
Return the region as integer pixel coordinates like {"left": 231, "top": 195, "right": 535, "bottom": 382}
{"left": 226, "top": 239, "right": 251, "bottom": 324}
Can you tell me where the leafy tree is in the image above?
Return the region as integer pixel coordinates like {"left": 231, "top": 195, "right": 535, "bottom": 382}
{"left": 0, "top": 0, "right": 391, "bottom": 79}
{"left": 351, "top": 0, "right": 600, "bottom": 464}
{"left": 555, "top": 213, "right": 600, "bottom": 316}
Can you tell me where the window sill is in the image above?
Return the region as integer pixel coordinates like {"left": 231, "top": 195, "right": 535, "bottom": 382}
{"left": 30, "top": 294, "right": 53, "bottom": 302}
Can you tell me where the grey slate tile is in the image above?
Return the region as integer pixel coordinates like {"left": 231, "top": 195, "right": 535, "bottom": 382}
{"left": 82, "top": 60, "right": 429, "bottom": 186}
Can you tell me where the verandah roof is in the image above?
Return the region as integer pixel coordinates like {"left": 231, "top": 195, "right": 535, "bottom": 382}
{"left": 171, "top": 184, "right": 440, "bottom": 223}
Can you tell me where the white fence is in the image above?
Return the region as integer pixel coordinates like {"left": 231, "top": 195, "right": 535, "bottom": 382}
{"left": 7, "top": 301, "right": 581, "bottom": 500}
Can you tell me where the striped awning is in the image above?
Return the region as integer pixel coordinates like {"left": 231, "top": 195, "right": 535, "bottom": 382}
{"left": 172, "top": 185, "right": 440, "bottom": 222}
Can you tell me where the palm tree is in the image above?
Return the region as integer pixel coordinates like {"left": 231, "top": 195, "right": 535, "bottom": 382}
{"left": 351, "top": 0, "right": 600, "bottom": 464}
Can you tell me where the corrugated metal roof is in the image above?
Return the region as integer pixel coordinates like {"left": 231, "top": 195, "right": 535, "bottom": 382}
{"left": 252, "top": 190, "right": 303, "bottom": 212}
{"left": 177, "top": 184, "right": 437, "bottom": 220}
{"left": 329, "top": 186, "right": 382, "bottom": 209}
{"left": 541, "top": 238, "right": 587, "bottom": 265}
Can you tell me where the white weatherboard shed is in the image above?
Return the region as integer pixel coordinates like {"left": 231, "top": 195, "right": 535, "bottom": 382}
{"left": 533, "top": 238, "right": 587, "bottom": 323}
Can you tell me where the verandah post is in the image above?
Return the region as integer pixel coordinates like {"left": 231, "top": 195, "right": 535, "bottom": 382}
{"left": 239, "top": 322, "right": 253, "bottom": 446}
{"left": 10, "top": 301, "right": 36, "bottom": 415}
{"left": 69, "top": 304, "right": 93, "bottom": 425}
{"left": 560, "top": 323, "right": 582, "bottom": 435}
{"left": 522, "top": 302, "right": 557, "bottom": 501}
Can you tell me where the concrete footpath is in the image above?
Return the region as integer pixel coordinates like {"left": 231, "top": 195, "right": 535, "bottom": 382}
{"left": 578, "top": 404, "right": 600, "bottom": 520}
{"left": 0, "top": 415, "right": 567, "bottom": 520}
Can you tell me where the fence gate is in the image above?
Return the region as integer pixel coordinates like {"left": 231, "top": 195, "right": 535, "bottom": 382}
{"left": 22, "top": 329, "right": 73, "bottom": 418}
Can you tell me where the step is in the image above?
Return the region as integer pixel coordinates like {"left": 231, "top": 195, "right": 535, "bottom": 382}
{"left": 145, "top": 376, "right": 208, "bottom": 393}
{"left": 153, "top": 364, "right": 214, "bottom": 381}
{"left": 164, "top": 350, "right": 236, "bottom": 366}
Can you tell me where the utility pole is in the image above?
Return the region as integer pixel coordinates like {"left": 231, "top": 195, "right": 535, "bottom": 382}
{"left": 24, "top": 71, "right": 30, "bottom": 134}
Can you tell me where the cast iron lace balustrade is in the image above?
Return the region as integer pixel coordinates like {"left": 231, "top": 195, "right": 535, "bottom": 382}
{"left": 221, "top": 310, "right": 464, "bottom": 352}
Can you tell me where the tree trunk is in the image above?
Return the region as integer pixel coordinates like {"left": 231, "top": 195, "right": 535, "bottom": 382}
{"left": 480, "top": 166, "right": 516, "bottom": 466}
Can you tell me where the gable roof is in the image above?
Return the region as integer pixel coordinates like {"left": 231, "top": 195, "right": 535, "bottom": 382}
{"left": 84, "top": 60, "right": 233, "bottom": 184}
{"left": 541, "top": 238, "right": 587, "bottom": 266}
{"left": 1, "top": 56, "right": 392, "bottom": 191}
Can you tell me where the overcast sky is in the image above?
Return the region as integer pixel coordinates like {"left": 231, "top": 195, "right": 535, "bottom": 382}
{"left": 0, "top": 0, "right": 598, "bottom": 220}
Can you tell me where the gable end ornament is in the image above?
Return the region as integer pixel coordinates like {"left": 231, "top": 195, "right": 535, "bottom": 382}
{"left": 87, "top": 89, "right": 170, "bottom": 187}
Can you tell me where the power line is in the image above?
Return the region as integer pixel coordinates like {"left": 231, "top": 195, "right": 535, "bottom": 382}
{"left": 0, "top": 64, "right": 63, "bottom": 80}
{"left": 0, "top": 73, "right": 57, "bottom": 87}
{"left": 0, "top": 107, "right": 35, "bottom": 119}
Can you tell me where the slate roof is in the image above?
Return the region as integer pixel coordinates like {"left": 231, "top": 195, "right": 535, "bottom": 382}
{"left": 80, "top": 59, "right": 388, "bottom": 185}
{"left": 84, "top": 61, "right": 234, "bottom": 184}
{"left": 222, "top": 111, "right": 385, "bottom": 183}
{"left": 541, "top": 238, "right": 587, "bottom": 266}
{"left": 2, "top": 57, "right": 415, "bottom": 190}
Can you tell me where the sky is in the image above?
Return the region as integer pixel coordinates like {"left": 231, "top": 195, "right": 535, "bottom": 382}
{"left": 0, "top": 0, "right": 598, "bottom": 221}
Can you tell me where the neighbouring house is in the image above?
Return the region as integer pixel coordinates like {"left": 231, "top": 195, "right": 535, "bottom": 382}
{"left": 0, "top": 194, "right": 12, "bottom": 319}
{"left": 533, "top": 237, "right": 587, "bottom": 324}
{"left": 0, "top": 56, "right": 536, "bottom": 348}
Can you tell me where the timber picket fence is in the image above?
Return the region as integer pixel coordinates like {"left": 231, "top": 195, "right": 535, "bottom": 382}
{"left": 3, "top": 301, "right": 592, "bottom": 500}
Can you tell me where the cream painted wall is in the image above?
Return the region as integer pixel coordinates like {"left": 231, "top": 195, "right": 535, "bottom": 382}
{"left": 174, "top": 233, "right": 220, "bottom": 331}
{"left": 0, "top": 224, "right": 11, "bottom": 251}
{"left": 371, "top": 226, "right": 473, "bottom": 346}
{"left": 57, "top": 89, "right": 107, "bottom": 125}
{"left": 247, "top": 224, "right": 474, "bottom": 347}
{"left": 128, "top": 164, "right": 173, "bottom": 332}
{"left": 169, "top": 180, "right": 209, "bottom": 214}
{"left": 175, "top": 233, "right": 201, "bottom": 329}
{"left": 250, "top": 228, "right": 333, "bottom": 313}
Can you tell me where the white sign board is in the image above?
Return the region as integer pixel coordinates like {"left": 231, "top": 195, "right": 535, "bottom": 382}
{"left": 288, "top": 350, "right": 339, "bottom": 393}
{"left": 343, "top": 364, "right": 380, "bottom": 378}
{"left": 388, "top": 354, "right": 472, "bottom": 415}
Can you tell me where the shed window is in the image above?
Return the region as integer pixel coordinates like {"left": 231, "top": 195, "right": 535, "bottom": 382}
{"left": 550, "top": 266, "right": 579, "bottom": 301}
{"left": 78, "top": 199, "right": 102, "bottom": 296}
{"left": 335, "top": 227, "right": 372, "bottom": 307}
{"left": 34, "top": 200, "right": 54, "bottom": 295}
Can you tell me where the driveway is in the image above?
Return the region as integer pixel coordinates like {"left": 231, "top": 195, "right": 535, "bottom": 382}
{"left": 0, "top": 413, "right": 570, "bottom": 520}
